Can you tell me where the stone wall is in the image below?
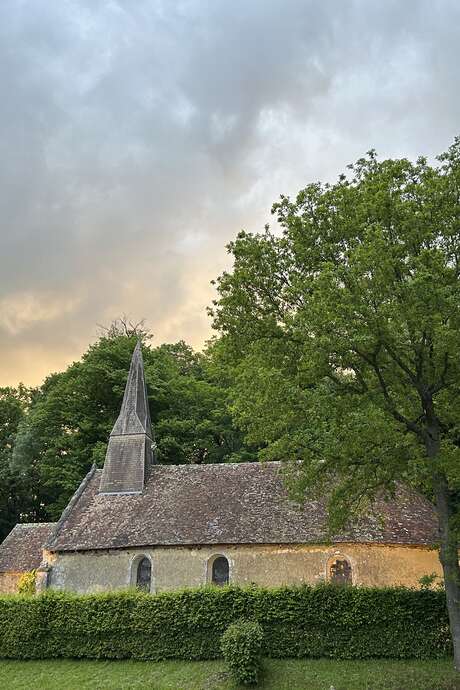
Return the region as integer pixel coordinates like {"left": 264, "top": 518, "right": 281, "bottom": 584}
{"left": 0, "top": 572, "right": 22, "bottom": 594}
{"left": 47, "top": 542, "right": 443, "bottom": 594}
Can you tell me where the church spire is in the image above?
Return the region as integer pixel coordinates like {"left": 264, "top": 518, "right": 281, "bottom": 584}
{"left": 99, "top": 341, "right": 156, "bottom": 494}
{"left": 111, "top": 340, "right": 153, "bottom": 438}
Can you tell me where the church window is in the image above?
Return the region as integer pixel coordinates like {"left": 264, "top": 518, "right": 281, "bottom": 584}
{"left": 329, "top": 558, "right": 352, "bottom": 585}
{"left": 136, "top": 556, "right": 152, "bottom": 591}
{"left": 211, "top": 555, "right": 229, "bottom": 585}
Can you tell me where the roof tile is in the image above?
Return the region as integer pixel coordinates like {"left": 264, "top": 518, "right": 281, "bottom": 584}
{"left": 47, "top": 462, "right": 439, "bottom": 551}
{"left": 0, "top": 523, "right": 56, "bottom": 572}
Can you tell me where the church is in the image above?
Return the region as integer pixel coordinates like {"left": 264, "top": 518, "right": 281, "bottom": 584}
{"left": 0, "top": 343, "right": 442, "bottom": 594}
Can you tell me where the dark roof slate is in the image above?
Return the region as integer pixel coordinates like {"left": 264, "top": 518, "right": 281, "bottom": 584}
{"left": 110, "top": 341, "right": 153, "bottom": 438}
{"left": 0, "top": 523, "right": 56, "bottom": 572}
{"left": 47, "top": 462, "right": 439, "bottom": 552}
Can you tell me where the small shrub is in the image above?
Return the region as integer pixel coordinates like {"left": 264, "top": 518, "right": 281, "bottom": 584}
{"left": 221, "top": 619, "right": 264, "bottom": 684}
{"left": 17, "top": 571, "right": 36, "bottom": 596}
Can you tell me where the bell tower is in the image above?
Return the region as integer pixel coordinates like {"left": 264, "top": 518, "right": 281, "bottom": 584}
{"left": 99, "top": 341, "right": 156, "bottom": 493}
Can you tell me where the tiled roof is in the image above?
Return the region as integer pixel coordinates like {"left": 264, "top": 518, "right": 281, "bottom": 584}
{"left": 46, "top": 462, "right": 439, "bottom": 552}
{"left": 0, "top": 523, "right": 56, "bottom": 572}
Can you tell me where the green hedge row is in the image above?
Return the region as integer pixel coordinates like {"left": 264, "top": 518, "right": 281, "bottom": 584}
{"left": 0, "top": 584, "right": 451, "bottom": 661}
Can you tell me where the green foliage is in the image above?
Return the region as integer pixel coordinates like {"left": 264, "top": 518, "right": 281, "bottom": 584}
{"left": 17, "top": 571, "right": 36, "bottom": 596}
{"left": 419, "top": 573, "right": 444, "bottom": 590}
{"left": 221, "top": 619, "right": 263, "bottom": 684}
{"left": 0, "top": 585, "right": 450, "bottom": 662}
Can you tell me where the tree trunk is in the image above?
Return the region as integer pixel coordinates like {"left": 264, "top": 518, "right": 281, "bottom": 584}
{"left": 432, "top": 470, "right": 460, "bottom": 671}
{"left": 422, "top": 399, "right": 460, "bottom": 670}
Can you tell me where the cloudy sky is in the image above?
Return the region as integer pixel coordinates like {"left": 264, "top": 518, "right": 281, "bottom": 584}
{"left": 0, "top": 0, "right": 459, "bottom": 386}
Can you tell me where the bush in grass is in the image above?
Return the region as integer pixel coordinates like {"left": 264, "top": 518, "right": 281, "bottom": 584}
{"left": 221, "top": 619, "right": 263, "bottom": 684}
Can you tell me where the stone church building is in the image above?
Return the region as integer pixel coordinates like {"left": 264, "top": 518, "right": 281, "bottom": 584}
{"left": 0, "top": 343, "right": 442, "bottom": 594}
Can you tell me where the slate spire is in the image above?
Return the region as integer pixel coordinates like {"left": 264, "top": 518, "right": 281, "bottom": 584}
{"left": 111, "top": 340, "right": 153, "bottom": 437}
{"left": 99, "top": 341, "right": 156, "bottom": 494}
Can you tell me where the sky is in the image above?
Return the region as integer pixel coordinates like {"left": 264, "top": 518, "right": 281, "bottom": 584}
{"left": 1, "top": 0, "right": 459, "bottom": 386}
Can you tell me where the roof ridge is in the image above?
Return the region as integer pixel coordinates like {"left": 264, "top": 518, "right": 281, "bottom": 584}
{"left": 150, "top": 461, "right": 281, "bottom": 470}
{"left": 13, "top": 522, "right": 57, "bottom": 529}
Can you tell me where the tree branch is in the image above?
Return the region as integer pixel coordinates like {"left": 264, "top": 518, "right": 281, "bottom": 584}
{"left": 431, "top": 352, "right": 450, "bottom": 394}
{"left": 382, "top": 342, "right": 417, "bottom": 384}
{"left": 352, "top": 346, "right": 424, "bottom": 439}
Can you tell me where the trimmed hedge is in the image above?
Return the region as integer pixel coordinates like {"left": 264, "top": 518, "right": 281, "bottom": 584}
{"left": 0, "top": 584, "right": 451, "bottom": 661}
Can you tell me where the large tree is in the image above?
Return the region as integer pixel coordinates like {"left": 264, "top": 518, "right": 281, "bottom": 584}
{"left": 211, "top": 141, "right": 460, "bottom": 669}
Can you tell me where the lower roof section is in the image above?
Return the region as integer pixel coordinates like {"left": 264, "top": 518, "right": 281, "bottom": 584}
{"left": 0, "top": 522, "right": 56, "bottom": 572}
{"left": 46, "top": 462, "right": 439, "bottom": 552}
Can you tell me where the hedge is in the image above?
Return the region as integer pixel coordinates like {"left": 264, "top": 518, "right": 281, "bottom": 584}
{"left": 0, "top": 584, "right": 451, "bottom": 661}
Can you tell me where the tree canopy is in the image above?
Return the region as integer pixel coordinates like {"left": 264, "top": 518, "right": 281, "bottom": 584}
{"left": 211, "top": 140, "right": 460, "bottom": 668}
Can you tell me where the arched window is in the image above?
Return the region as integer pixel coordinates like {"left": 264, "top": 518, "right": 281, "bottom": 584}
{"left": 329, "top": 558, "right": 352, "bottom": 585}
{"left": 211, "top": 555, "right": 229, "bottom": 586}
{"left": 136, "top": 556, "right": 152, "bottom": 591}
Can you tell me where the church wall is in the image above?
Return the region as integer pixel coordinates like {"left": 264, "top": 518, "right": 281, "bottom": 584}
{"left": 47, "top": 542, "right": 443, "bottom": 594}
{"left": 0, "top": 572, "right": 22, "bottom": 594}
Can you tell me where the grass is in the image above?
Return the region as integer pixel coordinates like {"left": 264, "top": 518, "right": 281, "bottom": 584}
{"left": 0, "top": 658, "right": 458, "bottom": 690}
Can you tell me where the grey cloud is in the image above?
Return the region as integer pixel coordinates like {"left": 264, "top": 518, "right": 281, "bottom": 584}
{"left": 0, "top": 0, "right": 459, "bottom": 384}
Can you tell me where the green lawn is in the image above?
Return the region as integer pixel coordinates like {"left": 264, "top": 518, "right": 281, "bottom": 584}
{"left": 0, "top": 658, "right": 457, "bottom": 690}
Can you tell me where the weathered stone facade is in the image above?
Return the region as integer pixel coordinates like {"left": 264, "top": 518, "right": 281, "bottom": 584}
{"left": 48, "top": 542, "right": 443, "bottom": 594}
{"left": 0, "top": 572, "right": 22, "bottom": 594}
